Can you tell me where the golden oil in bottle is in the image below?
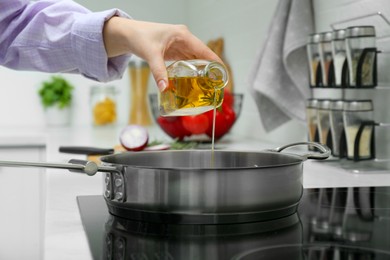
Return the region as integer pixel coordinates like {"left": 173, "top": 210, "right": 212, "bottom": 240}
{"left": 159, "top": 76, "right": 224, "bottom": 116}
{"left": 158, "top": 60, "right": 228, "bottom": 116}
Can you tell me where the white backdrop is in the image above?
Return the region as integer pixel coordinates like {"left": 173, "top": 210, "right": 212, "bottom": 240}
{"left": 0, "top": 0, "right": 341, "bottom": 144}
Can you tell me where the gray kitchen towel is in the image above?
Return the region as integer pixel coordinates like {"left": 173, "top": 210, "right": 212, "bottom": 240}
{"left": 248, "top": 0, "right": 314, "bottom": 132}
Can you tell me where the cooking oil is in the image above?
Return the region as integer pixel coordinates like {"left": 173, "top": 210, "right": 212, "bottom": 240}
{"left": 158, "top": 60, "right": 229, "bottom": 168}
{"left": 210, "top": 92, "right": 218, "bottom": 168}
{"left": 159, "top": 76, "right": 224, "bottom": 116}
{"left": 158, "top": 60, "right": 228, "bottom": 116}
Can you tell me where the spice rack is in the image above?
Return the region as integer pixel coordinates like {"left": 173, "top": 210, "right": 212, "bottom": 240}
{"left": 306, "top": 12, "right": 390, "bottom": 173}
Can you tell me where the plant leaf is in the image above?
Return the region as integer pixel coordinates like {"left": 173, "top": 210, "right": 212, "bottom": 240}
{"left": 38, "top": 76, "right": 74, "bottom": 108}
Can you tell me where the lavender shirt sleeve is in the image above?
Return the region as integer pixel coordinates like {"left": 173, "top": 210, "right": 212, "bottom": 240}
{"left": 0, "top": 0, "right": 132, "bottom": 82}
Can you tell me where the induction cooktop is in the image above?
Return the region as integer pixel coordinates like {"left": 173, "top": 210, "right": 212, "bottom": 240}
{"left": 77, "top": 186, "right": 390, "bottom": 260}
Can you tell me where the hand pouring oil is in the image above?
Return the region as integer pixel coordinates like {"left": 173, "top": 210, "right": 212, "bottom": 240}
{"left": 159, "top": 60, "right": 229, "bottom": 167}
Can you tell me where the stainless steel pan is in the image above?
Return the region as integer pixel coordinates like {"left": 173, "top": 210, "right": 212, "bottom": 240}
{"left": 0, "top": 142, "right": 330, "bottom": 224}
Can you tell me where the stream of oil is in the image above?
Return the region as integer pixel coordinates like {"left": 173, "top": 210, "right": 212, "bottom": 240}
{"left": 210, "top": 91, "right": 217, "bottom": 168}
{"left": 160, "top": 76, "right": 222, "bottom": 167}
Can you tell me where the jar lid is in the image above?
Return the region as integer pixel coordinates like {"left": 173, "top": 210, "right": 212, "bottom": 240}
{"left": 306, "top": 98, "right": 318, "bottom": 108}
{"left": 329, "top": 100, "right": 344, "bottom": 110}
{"left": 319, "top": 32, "right": 333, "bottom": 43}
{"left": 307, "top": 33, "right": 321, "bottom": 44}
{"left": 332, "top": 29, "right": 346, "bottom": 40}
{"left": 343, "top": 100, "right": 373, "bottom": 111}
{"left": 317, "top": 99, "right": 331, "bottom": 110}
{"left": 90, "top": 85, "right": 117, "bottom": 94}
{"left": 346, "top": 26, "right": 376, "bottom": 38}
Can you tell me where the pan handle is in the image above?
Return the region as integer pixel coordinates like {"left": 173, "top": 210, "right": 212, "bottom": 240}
{"left": 0, "top": 159, "right": 117, "bottom": 176}
{"left": 272, "top": 142, "right": 331, "bottom": 160}
{"left": 59, "top": 146, "right": 114, "bottom": 155}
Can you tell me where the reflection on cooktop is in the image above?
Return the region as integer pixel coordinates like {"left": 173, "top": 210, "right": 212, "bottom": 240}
{"left": 77, "top": 187, "right": 390, "bottom": 260}
{"left": 235, "top": 244, "right": 390, "bottom": 259}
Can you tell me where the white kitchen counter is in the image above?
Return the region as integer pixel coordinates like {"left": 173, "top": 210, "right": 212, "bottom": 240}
{"left": 0, "top": 128, "right": 47, "bottom": 147}
{"left": 1, "top": 125, "right": 390, "bottom": 259}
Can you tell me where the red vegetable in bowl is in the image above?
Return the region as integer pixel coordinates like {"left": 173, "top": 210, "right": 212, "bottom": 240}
{"left": 181, "top": 114, "right": 210, "bottom": 135}
{"left": 120, "top": 125, "right": 149, "bottom": 151}
{"left": 157, "top": 116, "right": 191, "bottom": 140}
{"left": 152, "top": 93, "right": 241, "bottom": 141}
{"left": 223, "top": 90, "right": 235, "bottom": 108}
{"left": 205, "top": 103, "right": 236, "bottom": 140}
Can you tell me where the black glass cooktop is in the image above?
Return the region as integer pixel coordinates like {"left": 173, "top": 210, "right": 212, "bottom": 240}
{"left": 77, "top": 187, "right": 390, "bottom": 260}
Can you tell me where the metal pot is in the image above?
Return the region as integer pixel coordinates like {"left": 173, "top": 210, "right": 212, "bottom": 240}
{"left": 0, "top": 142, "right": 330, "bottom": 224}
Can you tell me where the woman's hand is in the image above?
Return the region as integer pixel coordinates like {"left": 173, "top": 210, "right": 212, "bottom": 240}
{"left": 103, "top": 17, "right": 222, "bottom": 91}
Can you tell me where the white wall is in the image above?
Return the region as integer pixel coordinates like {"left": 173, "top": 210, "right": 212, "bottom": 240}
{"left": 74, "top": 0, "right": 187, "bottom": 24}
{"left": 0, "top": 0, "right": 308, "bottom": 143}
{"left": 186, "top": 0, "right": 307, "bottom": 143}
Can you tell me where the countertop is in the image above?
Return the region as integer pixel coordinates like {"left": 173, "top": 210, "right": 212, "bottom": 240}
{"left": 1, "top": 125, "right": 390, "bottom": 259}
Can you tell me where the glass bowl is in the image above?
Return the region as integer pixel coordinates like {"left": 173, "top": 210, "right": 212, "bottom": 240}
{"left": 149, "top": 93, "right": 243, "bottom": 142}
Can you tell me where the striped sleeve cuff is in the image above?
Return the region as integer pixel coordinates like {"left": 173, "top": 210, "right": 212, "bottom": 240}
{"left": 71, "top": 9, "right": 132, "bottom": 82}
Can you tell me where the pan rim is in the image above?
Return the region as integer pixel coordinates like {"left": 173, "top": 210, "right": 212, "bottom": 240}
{"left": 100, "top": 150, "right": 305, "bottom": 171}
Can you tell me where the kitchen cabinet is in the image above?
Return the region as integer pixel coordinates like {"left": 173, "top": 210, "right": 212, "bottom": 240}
{"left": 0, "top": 145, "right": 46, "bottom": 260}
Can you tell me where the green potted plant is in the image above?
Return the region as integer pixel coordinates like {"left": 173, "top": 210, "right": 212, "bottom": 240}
{"left": 38, "top": 75, "right": 74, "bottom": 126}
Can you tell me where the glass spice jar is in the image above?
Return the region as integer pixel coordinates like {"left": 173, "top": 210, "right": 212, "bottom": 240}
{"left": 317, "top": 99, "right": 331, "bottom": 146}
{"left": 306, "top": 33, "right": 321, "bottom": 87}
{"left": 90, "top": 85, "right": 117, "bottom": 126}
{"left": 329, "top": 100, "right": 344, "bottom": 157}
{"left": 306, "top": 99, "right": 319, "bottom": 144}
{"left": 331, "top": 29, "right": 347, "bottom": 87}
{"left": 345, "top": 26, "right": 376, "bottom": 87}
{"left": 343, "top": 100, "right": 374, "bottom": 160}
{"left": 319, "top": 32, "right": 333, "bottom": 87}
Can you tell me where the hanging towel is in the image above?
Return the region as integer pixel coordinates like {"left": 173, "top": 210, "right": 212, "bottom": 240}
{"left": 248, "top": 0, "right": 314, "bottom": 132}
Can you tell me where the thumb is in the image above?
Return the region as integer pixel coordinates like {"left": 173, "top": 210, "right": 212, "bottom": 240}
{"left": 147, "top": 56, "right": 168, "bottom": 92}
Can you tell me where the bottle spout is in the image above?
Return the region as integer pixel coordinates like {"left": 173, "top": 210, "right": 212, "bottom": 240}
{"left": 205, "top": 61, "right": 229, "bottom": 90}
